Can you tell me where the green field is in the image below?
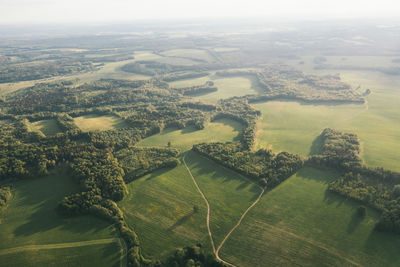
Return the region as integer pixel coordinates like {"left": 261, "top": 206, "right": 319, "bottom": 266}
{"left": 253, "top": 68, "right": 400, "bottom": 171}
{"left": 160, "top": 49, "right": 215, "bottom": 63}
{"left": 137, "top": 118, "right": 243, "bottom": 152}
{"left": 119, "top": 151, "right": 260, "bottom": 260}
{"left": 73, "top": 114, "right": 128, "bottom": 132}
{"left": 29, "top": 119, "right": 62, "bottom": 136}
{"left": 169, "top": 73, "right": 262, "bottom": 103}
{"left": 220, "top": 167, "right": 400, "bottom": 267}
{"left": 0, "top": 167, "right": 119, "bottom": 265}
{"left": 184, "top": 152, "right": 262, "bottom": 247}
{"left": 0, "top": 241, "right": 120, "bottom": 267}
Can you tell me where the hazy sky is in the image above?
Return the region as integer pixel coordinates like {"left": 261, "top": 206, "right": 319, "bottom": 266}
{"left": 0, "top": 0, "right": 399, "bottom": 24}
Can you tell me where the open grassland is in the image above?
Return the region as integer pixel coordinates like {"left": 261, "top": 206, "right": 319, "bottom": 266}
{"left": 160, "top": 49, "right": 215, "bottom": 62}
{"left": 73, "top": 114, "right": 128, "bottom": 132}
{"left": 220, "top": 167, "right": 400, "bottom": 267}
{"left": 0, "top": 241, "right": 120, "bottom": 267}
{"left": 253, "top": 64, "right": 400, "bottom": 171}
{"left": 137, "top": 119, "right": 243, "bottom": 152}
{"left": 196, "top": 76, "right": 259, "bottom": 102}
{"left": 29, "top": 119, "right": 62, "bottom": 136}
{"left": 0, "top": 167, "right": 117, "bottom": 251}
{"left": 169, "top": 73, "right": 262, "bottom": 103}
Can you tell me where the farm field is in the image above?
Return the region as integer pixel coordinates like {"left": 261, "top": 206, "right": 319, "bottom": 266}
{"left": 119, "top": 151, "right": 260, "bottom": 260}
{"left": 0, "top": 241, "right": 121, "bottom": 267}
{"left": 137, "top": 118, "right": 243, "bottom": 152}
{"left": 119, "top": 161, "right": 209, "bottom": 259}
{"left": 253, "top": 65, "right": 400, "bottom": 171}
{"left": 28, "top": 119, "right": 62, "bottom": 136}
{"left": 73, "top": 114, "right": 129, "bottom": 132}
{"left": 220, "top": 167, "right": 400, "bottom": 267}
{"left": 0, "top": 167, "right": 118, "bottom": 263}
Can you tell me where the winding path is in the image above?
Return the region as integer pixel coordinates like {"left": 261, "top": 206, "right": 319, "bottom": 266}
{"left": 182, "top": 155, "right": 265, "bottom": 267}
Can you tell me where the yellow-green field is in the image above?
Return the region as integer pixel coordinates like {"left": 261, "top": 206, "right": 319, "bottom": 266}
{"left": 168, "top": 73, "right": 262, "bottom": 103}
{"left": 28, "top": 119, "right": 62, "bottom": 136}
{"left": 137, "top": 118, "right": 243, "bottom": 152}
{"left": 160, "top": 49, "right": 215, "bottom": 62}
{"left": 220, "top": 167, "right": 400, "bottom": 267}
{"left": 0, "top": 242, "right": 120, "bottom": 267}
{"left": 253, "top": 67, "right": 400, "bottom": 171}
{"left": 73, "top": 114, "right": 128, "bottom": 132}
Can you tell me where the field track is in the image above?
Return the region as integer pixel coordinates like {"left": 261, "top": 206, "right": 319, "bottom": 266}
{"left": 0, "top": 238, "right": 127, "bottom": 267}
{"left": 182, "top": 155, "right": 264, "bottom": 267}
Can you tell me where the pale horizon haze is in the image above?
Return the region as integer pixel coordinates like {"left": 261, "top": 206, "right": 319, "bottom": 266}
{"left": 0, "top": 0, "right": 400, "bottom": 25}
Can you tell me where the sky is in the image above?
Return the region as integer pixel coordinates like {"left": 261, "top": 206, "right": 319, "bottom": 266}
{"left": 0, "top": 0, "right": 399, "bottom": 25}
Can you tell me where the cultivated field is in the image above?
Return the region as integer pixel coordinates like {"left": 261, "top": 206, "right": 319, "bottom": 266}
{"left": 73, "top": 114, "right": 129, "bottom": 132}
{"left": 219, "top": 167, "right": 400, "bottom": 267}
{"left": 119, "top": 151, "right": 261, "bottom": 261}
{"left": 0, "top": 241, "right": 121, "bottom": 267}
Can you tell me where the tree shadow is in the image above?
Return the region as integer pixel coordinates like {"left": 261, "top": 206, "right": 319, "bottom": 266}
{"left": 11, "top": 173, "right": 111, "bottom": 238}
{"left": 347, "top": 212, "right": 364, "bottom": 234}
{"left": 323, "top": 189, "right": 346, "bottom": 208}
{"left": 168, "top": 210, "right": 195, "bottom": 231}
{"left": 184, "top": 151, "right": 261, "bottom": 199}
{"left": 309, "top": 134, "right": 323, "bottom": 156}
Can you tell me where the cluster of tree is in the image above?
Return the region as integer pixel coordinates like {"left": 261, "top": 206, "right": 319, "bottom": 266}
{"left": 173, "top": 81, "right": 217, "bottom": 96}
{"left": 162, "top": 72, "right": 209, "bottom": 82}
{"left": 308, "top": 128, "right": 362, "bottom": 170}
{"left": 308, "top": 128, "right": 400, "bottom": 234}
{"left": 0, "top": 122, "right": 59, "bottom": 180}
{"left": 215, "top": 98, "right": 261, "bottom": 149}
{"left": 193, "top": 142, "right": 303, "bottom": 187}
{"left": 0, "top": 186, "right": 11, "bottom": 207}
{"left": 115, "top": 147, "right": 179, "bottom": 182}
{"left": 58, "top": 188, "right": 149, "bottom": 266}
{"left": 161, "top": 244, "right": 226, "bottom": 267}
{"left": 0, "top": 60, "right": 95, "bottom": 83}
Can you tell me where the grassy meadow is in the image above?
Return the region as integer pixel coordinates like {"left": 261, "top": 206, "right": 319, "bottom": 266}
{"left": 137, "top": 118, "right": 243, "bottom": 152}
{"left": 0, "top": 167, "right": 119, "bottom": 265}
{"left": 220, "top": 167, "right": 400, "bottom": 267}
{"left": 254, "top": 57, "right": 400, "bottom": 171}
{"left": 28, "top": 119, "right": 62, "bottom": 136}
{"left": 0, "top": 242, "right": 120, "bottom": 267}
{"left": 73, "top": 114, "right": 128, "bottom": 132}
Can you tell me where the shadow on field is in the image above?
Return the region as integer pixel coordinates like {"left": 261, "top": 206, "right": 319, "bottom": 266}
{"left": 309, "top": 134, "right": 323, "bottom": 156}
{"left": 323, "top": 190, "right": 346, "bottom": 208}
{"left": 185, "top": 151, "right": 261, "bottom": 200}
{"left": 144, "top": 167, "right": 172, "bottom": 182}
{"left": 12, "top": 173, "right": 109, "bottom": 238}
{"left": 347, "top": 212, "right": 364, "bottom": 234}
{"left": 168, "top": 211, "right": 195, "bottom": 231}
